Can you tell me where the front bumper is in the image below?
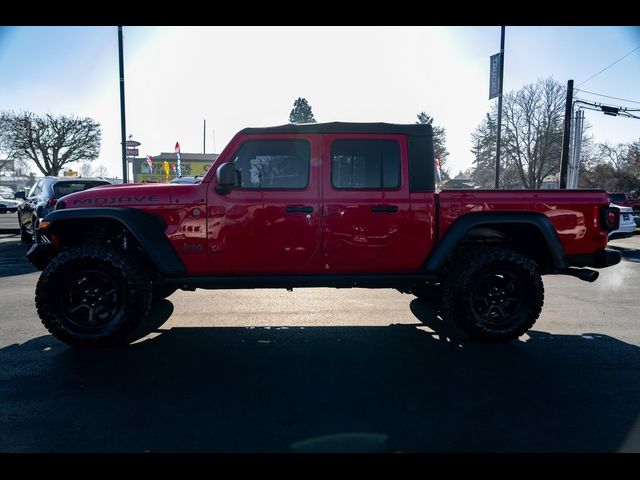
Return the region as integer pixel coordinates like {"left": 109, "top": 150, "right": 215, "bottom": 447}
{"left": 567, "top": 248, "right": 622, "bottom": 269}
{"left": 26, "top": 243, "right": 55, "bottom": 270}
{"left": 26, "top": 227, "right": 55, "bottom": 270}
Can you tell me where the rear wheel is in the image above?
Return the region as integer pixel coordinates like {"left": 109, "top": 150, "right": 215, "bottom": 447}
{"left": 442, "top": 247, "right": 544, "bottom": 343}
{"left": 35, "top": 245, "right": 152, "bottom": 347}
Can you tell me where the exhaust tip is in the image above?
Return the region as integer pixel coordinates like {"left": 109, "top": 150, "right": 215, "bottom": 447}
{"left": 577, "top": 269, "right": 599, "bottom": 283}
{"left": 555, "top": 267, "right": 599, "bottom": 282}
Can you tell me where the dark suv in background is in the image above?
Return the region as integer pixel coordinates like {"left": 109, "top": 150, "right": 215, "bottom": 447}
{"left": 16, "top": 177, "right": 111, "bottom": 242}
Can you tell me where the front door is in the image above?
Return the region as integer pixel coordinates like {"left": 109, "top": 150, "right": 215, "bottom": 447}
{"left": 321, "top": 134, "right": 413, "bottom": 273}
{"left": 208, "top": 135, "right": 321, "bottom": 273}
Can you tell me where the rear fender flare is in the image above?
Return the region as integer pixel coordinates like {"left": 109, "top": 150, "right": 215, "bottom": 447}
{"left": 424, "top": 212, "right": 568, "bottom": 272}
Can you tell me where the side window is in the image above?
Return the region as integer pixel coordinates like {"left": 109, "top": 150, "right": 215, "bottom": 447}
{"left": 331, "top": 140, "right": 400, "bottom": 189}
{"left": 232, "top": 140, "right": 310, "bottom": 190}
{"left": 29, "top": 181, "right": 43, "bottom": 198}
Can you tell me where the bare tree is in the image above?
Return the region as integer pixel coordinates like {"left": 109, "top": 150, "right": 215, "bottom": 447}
{"left": 0, "top": 111, "right": 101, "bottom": 176}
{"left": 470, "top": 78, "right": 565, "bottom": 189}
{"left": 581, "top": 139, "right": 640, "bottom": 192}
{"left": 501, "top": 78, "right": 565, "bottom": 188}
{"left": 94, "top": 164, "right": 109, "bottom": 178}
{"left": 78, "top": 162, "right": 95, "bottom": 177}
{"left": 598, "top": 142, "right": 629, "bottom": 171}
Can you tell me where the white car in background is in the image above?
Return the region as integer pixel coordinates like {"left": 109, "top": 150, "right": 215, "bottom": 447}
{"left": 0, "top": 197, "right": 21, "bottom": 214}
{"left": 609, "top": 204, "right": 637, "bottom": 240}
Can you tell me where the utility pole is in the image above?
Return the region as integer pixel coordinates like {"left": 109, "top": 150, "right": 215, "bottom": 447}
{"left": 118, "top": 26, "right": 128, "bottom": 183}
{"left": 212, "top": 129, "right": 216, "bottom": 154}
{"left": 559, "top": 79, "right": 574, "bottom": 189}
{"left": 203, "top": 119, "right": 206, "bottom": 154}
{"left": 494, "top": 26, "right": 505, "bottom": 189}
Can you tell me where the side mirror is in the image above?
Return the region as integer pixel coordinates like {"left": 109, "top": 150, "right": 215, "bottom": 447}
{"left": 14, "top": 191, "right": 26, "bottom": 200}
{"left": 216, "top": 163, "right": 237, "bottom": 194}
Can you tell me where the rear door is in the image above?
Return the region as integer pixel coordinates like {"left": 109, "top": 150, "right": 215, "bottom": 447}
{"left": 321, "top": 134, "right": 413, "bottom": 272}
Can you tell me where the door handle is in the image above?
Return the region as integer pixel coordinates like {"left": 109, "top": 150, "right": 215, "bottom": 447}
{"left": 285, "top": 205, "right": 314, "bottom": 214}
{"left": 371, "top": 205, "right": 399, "bottom": 213}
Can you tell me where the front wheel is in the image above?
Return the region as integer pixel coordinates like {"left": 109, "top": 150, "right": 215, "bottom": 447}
{"left": 20, "top": 223, "right": 33, "bottom": 243}
{"left": 35, "top": 245, "right": 152, "bottom": 347}
{"left": 442, "top": 247, "right": 544, "bottom": 343}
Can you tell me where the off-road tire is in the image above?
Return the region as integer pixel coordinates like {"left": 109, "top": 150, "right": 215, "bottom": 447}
{"left": 442, "top": 247, "right": 544, "bottom": 343}
{"left": 35, "top": 245, "right": 152, "bottom": 347}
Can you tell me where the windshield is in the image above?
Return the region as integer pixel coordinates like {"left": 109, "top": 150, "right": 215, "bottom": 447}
{"left": 53, "top": 181, "right": 109, "bottom": 198}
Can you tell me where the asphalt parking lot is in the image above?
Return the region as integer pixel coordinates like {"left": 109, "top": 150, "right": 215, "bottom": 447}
{"left": 1, "top": 211, "right": 639, "bottom": 452}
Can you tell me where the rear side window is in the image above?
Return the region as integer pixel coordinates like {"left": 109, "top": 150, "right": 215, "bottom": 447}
{"left": 53, "top": 181, "right": 109, "bottom": 198}
{"left": 232, "top": 140, "right": 310, "bottom": 190}
{"left": 609, "top": 193, "right": 626, "bottom": 203}
{"left": 331, "top": 139, "right": 400, "bottom": 189}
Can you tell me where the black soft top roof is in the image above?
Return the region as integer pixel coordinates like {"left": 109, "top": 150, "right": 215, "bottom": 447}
{"left": 240, "top": 122, "right": 432, "bottom": 136}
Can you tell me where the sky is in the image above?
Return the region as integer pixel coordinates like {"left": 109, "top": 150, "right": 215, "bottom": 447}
{"left": 1, "top": 26, "right": 639, "bottom": 178}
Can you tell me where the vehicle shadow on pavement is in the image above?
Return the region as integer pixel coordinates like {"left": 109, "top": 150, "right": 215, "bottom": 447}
{"left": 1, "top": 298, "right": 639, "bottom": 453}
{"left": 0, "top": 235, "right": 38, "bottom": 278}
{"left": 608, "top": 245, "right": 640, "bottom": 263}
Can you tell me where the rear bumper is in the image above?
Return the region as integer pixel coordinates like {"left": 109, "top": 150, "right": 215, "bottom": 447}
{"left": 567, "top": 248, "right": 622, "bottom": 268}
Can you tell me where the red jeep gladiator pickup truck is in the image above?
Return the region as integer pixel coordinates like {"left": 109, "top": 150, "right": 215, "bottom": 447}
{"left": 27, "top": 122, "right": 621, "bottom": 347}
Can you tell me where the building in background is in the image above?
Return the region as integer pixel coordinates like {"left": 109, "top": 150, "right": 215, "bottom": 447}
{"left": 128, "top": 153, "right": 219, "bottom": 183}
{"left": 0, "top": 158, "right": 33, "bottom": 191}
{"left": 540, "top": 173, "right": 560, "bottom": 189}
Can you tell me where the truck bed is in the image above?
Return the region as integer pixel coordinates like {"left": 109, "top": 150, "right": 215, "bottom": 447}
{"left": 438, "top": 189, "right": 610, "bottom": 255}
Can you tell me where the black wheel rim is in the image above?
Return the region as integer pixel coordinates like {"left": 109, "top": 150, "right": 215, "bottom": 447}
{"left": 470, "top": 270, "right": 524, "bottom": 327}
{"left": 61, "top": 270, "right": 122, "bottom": 328}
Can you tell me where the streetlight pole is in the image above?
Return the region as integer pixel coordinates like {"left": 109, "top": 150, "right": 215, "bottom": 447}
{"left": 494, "top": 26, "right": 505, "bottom": 189}
{"left": 118, "top": 26, "right": 128, "bottom": 183}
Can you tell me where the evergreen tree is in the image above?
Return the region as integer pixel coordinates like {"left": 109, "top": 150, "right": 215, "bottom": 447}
{"left": 289, "top": 98, "right": 317, "bottom": 124}
{"left": 416, "top": 112, "right": 449, "bottom": 175}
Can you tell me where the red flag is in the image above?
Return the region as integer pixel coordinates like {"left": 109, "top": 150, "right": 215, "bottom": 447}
{"left": 146, "top": 155, "right": 153, "bottom": 169}
{"left": 435, "top": 157, "right": 442, "bottom": 182}
{"left": 175, "top": 142, "right": 180, "bottom": 154}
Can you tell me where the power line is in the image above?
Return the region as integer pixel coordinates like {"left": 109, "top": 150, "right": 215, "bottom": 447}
{"left": 574, "top": 88, "right": 640, "bottom": 105}
{"left": 577, "top": 45, "right": 640, "bottom": 87}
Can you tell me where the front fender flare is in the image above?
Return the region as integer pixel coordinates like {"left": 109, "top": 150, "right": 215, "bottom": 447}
{"left": 41, "top": 207, "right": 186, "bottom": 276}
